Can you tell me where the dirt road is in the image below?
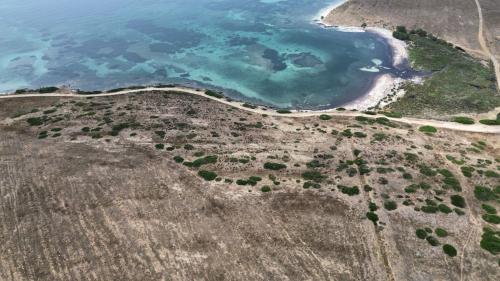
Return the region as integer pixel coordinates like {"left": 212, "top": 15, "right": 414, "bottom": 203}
{"left": 1, "top": 86, "right": 499, "bottom": 134}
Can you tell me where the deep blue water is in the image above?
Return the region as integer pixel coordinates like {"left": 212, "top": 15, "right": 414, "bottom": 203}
{"left": 0, "top": 0, "right": 399, "bottom": 108}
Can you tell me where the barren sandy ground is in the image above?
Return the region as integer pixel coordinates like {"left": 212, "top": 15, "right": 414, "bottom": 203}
{"left": 0, "top": 92, "right": 498, "bottom": 280}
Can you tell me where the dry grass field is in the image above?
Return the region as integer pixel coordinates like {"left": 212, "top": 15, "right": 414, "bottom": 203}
{"left": 0, "top": 92, "right": 499, "bottom": 280}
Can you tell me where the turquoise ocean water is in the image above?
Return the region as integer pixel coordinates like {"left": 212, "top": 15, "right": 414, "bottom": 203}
{"left": 0, "top": 0, "right": 405, "bottom": 108}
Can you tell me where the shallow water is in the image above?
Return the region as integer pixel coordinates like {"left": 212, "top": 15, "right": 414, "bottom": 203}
{"left": 0, "top": 0, "right": 401, "bottom": 108}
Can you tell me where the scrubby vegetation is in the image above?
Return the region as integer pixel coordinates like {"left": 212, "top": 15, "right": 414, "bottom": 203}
{"left": 388, "top": 28, "right": 499, "bottom": 117}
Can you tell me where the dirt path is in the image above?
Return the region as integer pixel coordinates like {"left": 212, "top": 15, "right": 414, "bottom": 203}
{"left": 475, "top": 0, "right": 500, "bottom": 92}
{"left": 1, "top": 86, "right": 499, "bottom": 134}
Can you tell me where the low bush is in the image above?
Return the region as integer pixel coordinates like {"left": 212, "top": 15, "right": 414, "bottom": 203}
{"left": 261, "top": 186, "right": 271, "bottom": 192}
{"left": 435, "top": 228, "right": 448, "bottom": 237}
{"left": 479, "top": 119, "right": 500, "bottom": 125}
{"left": 263, "top": 162, "right": 287, "bottom": 170}
{"left": 426, "top": 236, "right": 440, "bottom": 246}
{"left": 482, "top": 214, "right": 500, "bottom": 224}
{"left": 205, "top": 90, "right": 224, "bottom": 99}
{"left": 173, "top": 156, "right": 184, "bottom": 163}
{"left": 340, "top": 185, "right": 360, "bottom": 196}
{"left": 155, "top": 144, "right": 165, "bottom": 150}
{"left": 452, "top": 116, "right": 474, "bottom": 124}
{"left": 419, "top": 125, "right": 437, "bottom": 134}
{"left": 198, "top": 170, "right": 217, "bottom": 181}
{"left": 416, "top": 229, "right": 428, "bottom": 239}
{"left": 474, "top": 185, "right": 497, "bottom": 201}
{"left": 384, "top": 201, "right": 398, "bottom": 211}
{"left": 366, "top": 212, "right": 379, "bottom": 225}
{"left": 26, "top": 117, "right": 44, "bottom": 126}
{"left": 277, "top": 109, "right": 292, "bottom": 114}
{"left": 443, "top": 244, "right": 457, "bottom": 257}
{"left": 450, "top": 195, "right": 466, "bottom": 208}
{"left": 461, "top": 166, "right": 474, "bottom": 178}
{"left": 369, "top": 202, "right": 378, "bottom": 212}
{"left": 480, "top": 227, "right": 500, "bottom": 255}
{"left": 482, "top": 204, "right": 497, "bottom": 214}
{"left": 303, "top": 181, "right": 321, "bottom": 189}
{"left": 192, "top": 155, "right": 218, "bottom": 167}
{"left": 438, "top": 204, "right": 453, "bottom": 214}
{"left": 319, "top": 114, "right": 332, "bottom": 120}
{"left": 302, "top": 171, "right": 325, "bottom": 182}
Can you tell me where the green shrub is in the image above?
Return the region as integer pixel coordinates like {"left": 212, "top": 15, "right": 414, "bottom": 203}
{"left": 421, "top": 205, "right": 438, "bottom": 213}
{"left": 242, "top": 103, "right": 257, "bottom": 109}
{"left": 480, "top": 227, "right": 500, "bottom": 255}
{"left": 198, "top": 170, "right": 217, "bottom": 181}
{"left": 261, "top": 186, "right": 271, "bottom": 192}
{"left": 26, "top": 117, "right": 44, "bottom": 126}
{"left": 340, "top": 186, "right": 360, "bottom": 196}
{"left": 419, "top": 125, "right": 437, "bottom": 134}
{"left": 205, "top": 90, "right": 224, "bottom": 99}
{"left": 173, "top": 156, "right": 184, "bottom": 163}
{"left": 485, "top": 170, "right": 499, "bottom": 178}
{"left": 369, "top": 202, "right": 378, "bottom": 212}
{"left": 461, "top": 166, "right": 474, "bottom": 177}
{"left": 435, "top": 228, "right": 448, "bottom": 237}
{"left": 454, "top": 208, "right": 466, "bottom": 216}
{"left": 426, "top": 236, "right": 440, "bottom": 246}
{"left": 303, "top": 181, "right": 321, "bottom": 189}
{"left": 319, "top": 114, "right": 332, "bottom": 120}
{"left": 443, "top": 244, "right": 457, "bottom": 257}
{"left": 393, "top": 31, "right": 410, "bottom": 41}
{"left": 438, "top": 204, "right": 452, "bottom": 214}
{"left": 366, "top": 212, "right": 379, "bottom": 225}
{"left": 479, "top": 119, "right": 500, "bottom": 125}
{"left": 416, "top": 229, "right": 428, "bottom": 239}
{"left": 354, "top": 132, "right": 367, "bottom": 138}
{"left": 482, "top": 204, "right": 497, "bottom": 214}
{"left": 276, "top": 109, "right": 292, "bottom": 114}
{"left": 192, "top": 155, "right": 218, "bottom": 167}
{"left": 384, "top": 201, "right": 398, "bottom": 211}
{"left": 155, "top": 144, "right": 165, "bottom": 150}
{"left": 482, "top": 214, "right": 500, "bottom": 224}
{"left": 263, "top": 162, "right": 287, "bottom": 170}
{"left": 450, "top": 195, "right": 466, "bottom": 208}
{"left": 419, "top": 165, "right": 437, "bottom": 177}
{"left": 452, "top": 116, "right": 475, "bottom": 124}
{"left": 302, "top": 171, "right": 325, "bottom": 182}
{"left": 474, "top": 186, "right": 497, "bottom": 201}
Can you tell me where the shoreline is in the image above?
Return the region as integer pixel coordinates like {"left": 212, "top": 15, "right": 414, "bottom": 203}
{"left": 315, "top": 1, "right": 411, "bottom": 110}
{"left": 1, "top": 1, "right": 410, "bottom": 113}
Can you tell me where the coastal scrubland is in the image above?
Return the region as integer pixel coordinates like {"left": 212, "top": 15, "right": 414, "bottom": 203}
{"left": 386, "top": 30, "right": 500, "bottom": 117}
{"left": 0, "top": 92, "right": 498, "bottom": 280}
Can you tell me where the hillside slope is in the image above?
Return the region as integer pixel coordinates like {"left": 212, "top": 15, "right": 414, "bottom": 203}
{"left": 0, "top": 92, "right": 498, "bottom": 280}
{"left": 324, "top": 0, "right": 498, "bottom": 60}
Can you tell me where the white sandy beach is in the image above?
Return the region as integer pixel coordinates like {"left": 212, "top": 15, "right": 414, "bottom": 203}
{"left": 317, "top": 0, "right": 411, "bottom": 110}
